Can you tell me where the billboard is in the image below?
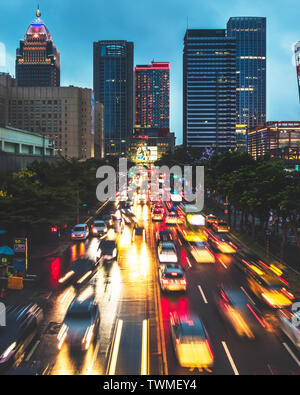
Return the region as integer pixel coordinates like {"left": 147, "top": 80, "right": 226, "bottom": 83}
{"left": 136, "top": 145, "right": 157, "bottom": 162}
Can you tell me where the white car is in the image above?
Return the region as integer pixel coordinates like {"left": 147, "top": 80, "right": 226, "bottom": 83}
{"left": 71, "top": 224, "right": 89, "bottom": 240}
{"left": 158, "top": 242, "right": 178, "bottom": 263}
{"left": 91, "top": 220, "right": 107, "bottom": 237}
{"left": 278, "top": 307, "right": 300, "bottom": 349}
{"left": 159, "top": 264, "right": 187, "bottom": 292}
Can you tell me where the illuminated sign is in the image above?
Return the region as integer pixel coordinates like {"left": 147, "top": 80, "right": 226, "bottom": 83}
{"left": 136, "top": 145, "right": 157, "bottom": 162}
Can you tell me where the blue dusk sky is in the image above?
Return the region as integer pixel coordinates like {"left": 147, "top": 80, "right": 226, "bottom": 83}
{"left": 0, "top": 0, "right": 299, "bottom": 144}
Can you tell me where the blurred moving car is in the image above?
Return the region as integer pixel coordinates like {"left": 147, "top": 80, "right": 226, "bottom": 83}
{"left": 109, "top": 215, "right": 125, "bottom": 234}
{"left": 169, "top": 312, "right": 214, "bottom": 368}
{"left": 277, "top": 305, "right": 300, "bottom": 349}
{"left": 159, "top": 264, "right": 187, "bottom": 292}
{"left": 91, "top": 220, "right": 107, "bottom": 237}
{"left": 247, "top": 272, "right": 292, "bottom": 308}
{"left": 57, "top": 296, "right": 100, "bottom": 352}
{"left": 152, "top": 208, "right": 164, "bottom": 221}
{"left": 155, "top": 229, "right": 173, "bottom": 244}
{"left": 71, "top": 224, "right": 89, "bottom": 240}
{"left": 205, "top": 214, "right": 217, "bottom": 226}
{"left": 58, "top": 258, "right": 97, "bottom": 286}
{"left": 132, "top": 223, "right": 146, "bottom": 242}
{"left": 215, "top": 286, "right": 266, "bottom": 338}
{"left": 158, "top": 241, "right": 178, "bottom": 263}
{"left": 212, "top": 220, "right": 230, "bottom": 233}
{"left": 97, "top": 240, "right": 118, "bottom": 263}
{"left": 188, "top": 241, "right": 216, "bottom": 263}
{"left": 165, "top": 212, "right": 183, "bottom": 225}
{"left": 0, "top": 304, "right": 43, "bottom": 371}
{"left": 206, "top": 231, "right": 237, "bottom": 254}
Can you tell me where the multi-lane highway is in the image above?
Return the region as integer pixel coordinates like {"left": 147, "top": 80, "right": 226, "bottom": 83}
{"left": 5, "top": 194, "right": 300, "bottom": 375}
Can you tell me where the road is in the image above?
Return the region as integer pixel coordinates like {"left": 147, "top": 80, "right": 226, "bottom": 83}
{"left": 5, "top": 200, "right": 300, "bottom": 375}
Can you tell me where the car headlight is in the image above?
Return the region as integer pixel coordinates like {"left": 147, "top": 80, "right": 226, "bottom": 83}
{"left": 0, "top": 342, "right": 16, "bottom": 360}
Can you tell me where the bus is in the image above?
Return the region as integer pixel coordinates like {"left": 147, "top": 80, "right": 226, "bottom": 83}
{"left": 177, "top": 204, "right": 207, "bottom": 242}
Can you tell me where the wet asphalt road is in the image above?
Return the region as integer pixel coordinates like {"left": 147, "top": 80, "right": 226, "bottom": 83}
{"left": 6, "top": 201, "right": 300, "bottom": 375}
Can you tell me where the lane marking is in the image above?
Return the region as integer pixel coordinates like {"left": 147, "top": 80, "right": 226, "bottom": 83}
{"left": 107, "top": 319, "right": 123, "bottom": 375}
{"left": 141, "top": 319, "right": 149, "bottom": 375}
{"left": 240, "top": 286, "right": 256, "bottom": 305}
{"left": 25, "top": 340, "right": 40, "bottom": 361}
{"left": 186, "top": 258, "right": 192, "bottom": 268}
{"left": 222, "top": 341, "right": 239, "bottom": 375}
{"left": 218, "top": 258, "right": 228, "bottom": 269}
{"left": 198, "top": 285, "right": 208, "bottom": 304}
{"left": 282, "top": 342, "right": 300, "bottom": 367}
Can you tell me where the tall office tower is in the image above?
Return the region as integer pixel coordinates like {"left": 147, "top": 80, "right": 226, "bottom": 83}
{"left": 135, "top": 62, "right": 169, "bottom": 129}
{"left": 0, "top": 74, "right": 97, "bottom": 159}
{"left": 227, "top": 17, "right": 266, "bottom": 135}
{"left": 16, "top": 7, "right": 60, "bottom": 87}
{"left": 183, "top": 29, "right": 237, "bottom": 149}
{"left": 295, "top": 42, "right": 300, "bottom": 101}
{"left": 93, "top": 40, "right": 134, "bottom": 156}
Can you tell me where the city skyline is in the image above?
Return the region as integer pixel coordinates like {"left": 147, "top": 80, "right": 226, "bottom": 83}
{"left": 0, "top": 0, "right": 299, "bottom": 145}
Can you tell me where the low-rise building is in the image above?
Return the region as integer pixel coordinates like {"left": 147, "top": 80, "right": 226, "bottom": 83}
{"left": 247, "top": 121, "right": 300, "bottom": 166}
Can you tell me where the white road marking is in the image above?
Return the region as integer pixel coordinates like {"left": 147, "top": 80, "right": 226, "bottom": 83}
{"left": 186, "top": 258, "right": 192, "bottom": 268}
{"left": 141, "top": 319, "right": 149, "bottom": 375}
{"left": 198, "top": 285, "right": 208, "bottom": 304}
{"left": 25, "top": 340, "right": 40, "bottom": 361}
{"left": 108, "top": 319, "right": 123, "bottom": 375}
{"left": 282, "top": 342, "right": 300, "bottom": 367}
{"left": 240, "top": 286, "right": 256, "bottom": 305}
{"left": 222, "top": 341, "right": 239, "bottom": 375}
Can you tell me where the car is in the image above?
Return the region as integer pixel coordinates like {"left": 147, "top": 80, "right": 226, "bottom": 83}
{"left": 71, "top": 224, "right": 89, "bottom": 240}
{"left": 91, "top": 220, "right": 107, "bottom": 237}
{"left": 277, "top": 305, "right": 300, "bottom": 349}
{"left": 188, "top": 241, "right": 216, "bottom": 263}
{"left": 247, "top": 272, "right": 293, "bottom": 309}
{"left": 159, "top": 264, "right": 187, "bottom": 292}
{"left": 205, "top": 214, "right": 218, "bottom": 226}
{"left": 152, "top": 208, "right": 164, "bottom": 221}
{"left": 212, "top": 220, "right": 230, "bottom": 233}
{"left": 169, "top": 312, "right": 214, "bottom": 369}
{"left": 138, "top": 195, "right": 147, "bottom": 205}
{"left": 158, "top": 241, "right": 178, "bottom": 263}
{"left": 57, "top": 295, "right": 100, "bottom": 352}
{"left": 165, "top": 212, "right": 183, "bottom": 225}
{"left": 215, "top": 286, "right": 266, "bottom": 338}
{"left": 0, "top": 304, "right": 43, "bottom": 371}
{"left": 206, "top": 230, "right": 237, "bottom": 254}
{"left": 109, "top": 215, "right": 125, "bottom": 233}
{"left": 97, "top": 240, "right": 118, "bottom": 262}
{"left": 155, "top": 229, "right": 173, "bottom": 244}
{"left": 58, "top": 258, "right": 97, "bottom": 286}
{"left": 132, "top": 222, "right": 146, "bottom": 242}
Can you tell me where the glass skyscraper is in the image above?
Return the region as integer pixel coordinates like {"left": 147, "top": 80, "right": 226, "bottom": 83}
{"left": 135, "top": 62, "right": 169, "bottom": 129}
{"left": 227, "top": 17, "right": 266, "bottom": 132}
{"left": 16, "top": 8, "right": 60, "bottom": 87}
{"left": 93, "top": 40, "right": 134, "bottom": 156}
{"left": 183, "top": 29, "right": 237, "bottom": 150}
{"left": 295, "top": 41, "right": 300, "bottom": 102}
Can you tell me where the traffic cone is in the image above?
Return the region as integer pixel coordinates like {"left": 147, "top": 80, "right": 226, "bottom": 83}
{"left": 0, "top": 288, "right": 5, "bottom": 299}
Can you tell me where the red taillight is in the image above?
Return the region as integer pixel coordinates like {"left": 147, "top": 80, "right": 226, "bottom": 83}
{"left": 205, "top": 339, "right": 214, "bottom": 359}
{"left": 247, "top": 304, "right": 266, "bottom": 328}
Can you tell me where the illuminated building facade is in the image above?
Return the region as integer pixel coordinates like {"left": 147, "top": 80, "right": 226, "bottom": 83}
{"left": 247, "top": 121, "right": 300, "bottom": 166}
{"left": 16, "top": 8, "right": 60, "bottom": 87}
{"left": 183, "top": 29, "right": 237, "bottom": 149}
{"left": 295, "top": 42, "right": 300, "bottom": 101}
{"left": 93, "top": 40, "right": 134, "bottom": 157}
{"left": 135, "top": 62, "right": 169, "bottom": 129}
{"left": 227, "top": 17, "right": 266, "bottom": 131}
